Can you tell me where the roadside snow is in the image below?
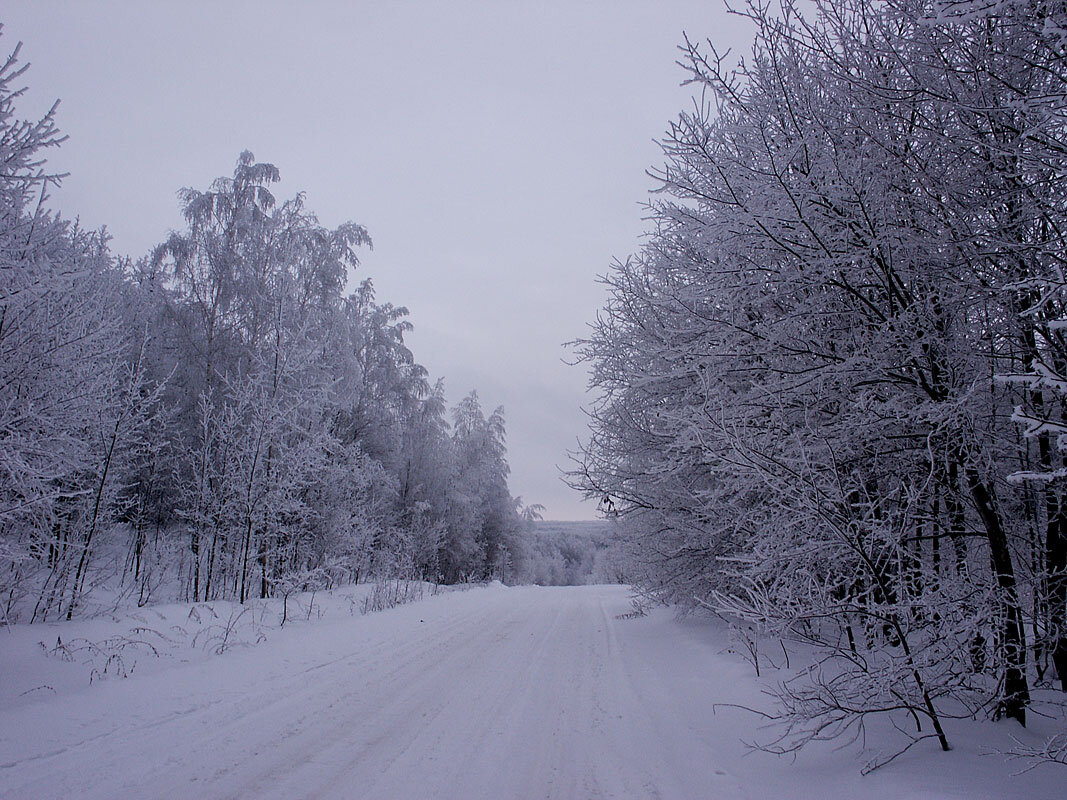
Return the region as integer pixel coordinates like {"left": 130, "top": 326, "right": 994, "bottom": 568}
{"left": 0, "top": 580, "right": 450, "bottom": 712}
{"left": 0, "top": 584, "right": 1061, "bottom": 799}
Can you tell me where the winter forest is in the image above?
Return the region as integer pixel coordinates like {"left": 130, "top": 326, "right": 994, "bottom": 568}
{"left": 3, "top": 0, "right": 1067, "bottom": 797}
{"left": 572, "top": 0, "right": 1067, "bottom": 772}
{"left": 0, "top": 52, "right": 546, "bottom": 617}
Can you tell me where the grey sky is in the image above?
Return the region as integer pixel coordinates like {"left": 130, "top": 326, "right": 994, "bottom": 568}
{"left": 3, "top": 1, "right": 749, "bottom": 520}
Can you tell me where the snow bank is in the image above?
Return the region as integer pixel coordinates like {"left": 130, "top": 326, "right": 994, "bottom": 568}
{"left": 0, "top": 579, "right": 456, "bottom": 711}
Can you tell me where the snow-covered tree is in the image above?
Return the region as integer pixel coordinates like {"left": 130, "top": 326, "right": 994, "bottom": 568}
{"left": 0, "top": 35, "right": 164, "bottom": 622}
{"left": 575, "top": 0, "right": 1067, "bottom": 752}
{"left": 1, "top": 30, "right": 526, "bottom": 619}
{"left": 444, "top": 391, "right": 521, "bottom": 582}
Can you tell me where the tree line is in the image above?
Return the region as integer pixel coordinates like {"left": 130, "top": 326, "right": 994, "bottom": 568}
{"left": 574, "top": 0, "right": 1067, "bottom": 761}
{"left": 0, "top": 35, "right": 526, "bottom": 623}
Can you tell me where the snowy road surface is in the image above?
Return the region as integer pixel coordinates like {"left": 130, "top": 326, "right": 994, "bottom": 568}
{"left": 0, "top": 584, "right": 1059, "bottom": 799}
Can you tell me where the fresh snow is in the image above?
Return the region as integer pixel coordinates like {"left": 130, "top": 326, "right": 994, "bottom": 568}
{"left": 0, "top": 583, "right": 1061, "bottom": 799}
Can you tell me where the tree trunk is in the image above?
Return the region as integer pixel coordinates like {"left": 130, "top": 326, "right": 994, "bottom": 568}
{"left": 1047, "top": 489, "right": 1067, "bottom": 691}
{"left": 963, "top": 463, "right": 1030, "bottom": 725}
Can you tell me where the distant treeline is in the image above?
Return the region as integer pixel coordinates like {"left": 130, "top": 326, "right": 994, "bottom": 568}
{"left": 510, "top": 521, "right": 615, "bottom": 586}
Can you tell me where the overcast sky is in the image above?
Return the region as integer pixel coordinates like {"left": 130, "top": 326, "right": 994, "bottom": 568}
{"left": 4, "top": 1, "right": 750, "bottom": 520}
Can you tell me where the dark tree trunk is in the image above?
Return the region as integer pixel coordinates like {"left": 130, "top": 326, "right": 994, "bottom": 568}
{"left": 963, "top": 463, "right": 1030, "bottom": 725}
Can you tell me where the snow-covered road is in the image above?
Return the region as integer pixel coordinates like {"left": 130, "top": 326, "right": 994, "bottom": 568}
{"left": 0, "top": 584, "right": 1059, "bottom": 799}
{"left": 1, "top": 585, "right": 742, "bottom": 799}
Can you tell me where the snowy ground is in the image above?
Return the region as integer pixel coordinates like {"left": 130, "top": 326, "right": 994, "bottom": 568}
{"left": 0, "top": 583, "right": 1062, "bottom": 799}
